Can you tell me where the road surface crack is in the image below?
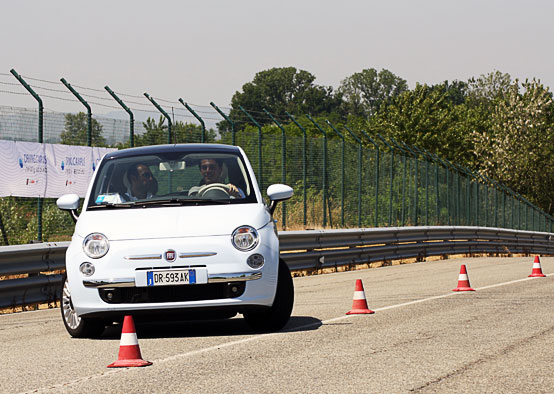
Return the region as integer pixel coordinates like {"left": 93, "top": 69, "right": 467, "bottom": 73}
{"left": 409, "top": 324, "right": 554, "bottom": 392}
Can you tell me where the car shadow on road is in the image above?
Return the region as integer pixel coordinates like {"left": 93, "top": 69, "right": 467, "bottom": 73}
{"left": 100, "top": 315, "right": 322, "bottom": 339}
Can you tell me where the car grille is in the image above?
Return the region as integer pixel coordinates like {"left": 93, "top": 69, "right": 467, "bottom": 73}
{"left": 98, "top": 282, "right": 245, "bottom": 304}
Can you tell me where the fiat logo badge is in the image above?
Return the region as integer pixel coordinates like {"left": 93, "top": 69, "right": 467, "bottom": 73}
{"left": 165, "top": 249, "right": 176, "bottom": 262}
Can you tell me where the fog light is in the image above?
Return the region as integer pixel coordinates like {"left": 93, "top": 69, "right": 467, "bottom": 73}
{"left": 79, "top": 262, "right": 95, "bottom": 276}
{"left": 106, "top": 292, "right": 113, "bottom": 300}
{"left": 247, "top": 253, "right": 265, "bottom": 269}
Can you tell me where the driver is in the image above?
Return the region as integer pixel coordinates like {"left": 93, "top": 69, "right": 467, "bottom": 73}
{"left": 189, "top": 158, "right": 244, "bottom": 198}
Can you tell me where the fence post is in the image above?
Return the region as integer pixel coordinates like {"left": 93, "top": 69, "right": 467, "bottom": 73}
{"left": 390, "top": 137, "right": 408, "bottom": 226}
{"left": 361, "top": 131, "right": 380, "bottom": 227}
{"left": 343, "top": 126, "right": 362, "bottom": 227}
{"left": 425, "top": 150, "right": 442, "bottom": 226}
{"left": 264, "top": 109, "right": 287, "bottom": 229}
{"left": 402, "top": 143, "right": 419, "bottom": 226}
{"left": 377, "top": 134, "right": 394, "bottom": 226}
{"left": 144, "top": 93, "right": 172, "bottom": 144}
{"left": 105, "top": 86, "right": 134, "bottom": 147}
{"left": 179, "top": 99, "right": 205, "bottom": 143}
{"left": 0, "top": 212, "right": 8, "bottom": 245}
{"left": 286, "top": 112, "right": 307, "bottom": 227}
{"left": 10, "top": 69, "right": 43, "bottom": 242}
{"left": 239, "top": 106, "right": 263, "bottom": 187}
{"left": 60, "top": 78, "right": 92, "bottom": 147}
{"left": 210, "top": 102, "right": 235, "bottom": 145}
{"left": 325, "top": 120, "right": 345, "bottom": 227}
{"left": 412, "top": 145, "right": 432, "bottom": 226}
{"left": 476, "top": 173, "right": 490, "bottom": 227}
{"left": 306, "top": 115, "right": 328, "bottom": 227}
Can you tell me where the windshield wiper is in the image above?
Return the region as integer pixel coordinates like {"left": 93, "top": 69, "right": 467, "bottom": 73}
{"left": 136, "top": 198, "right": 231, "bottom": 206}
{"left": 88, "top": 202, "right": 136, "bottom": 209}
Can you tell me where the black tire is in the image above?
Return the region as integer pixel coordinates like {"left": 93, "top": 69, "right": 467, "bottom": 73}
{"left": 60, "top": 275, "right": 106, "bottom": 338}
{"left": 243, "top": 259, "right": 294, "bottom": 332}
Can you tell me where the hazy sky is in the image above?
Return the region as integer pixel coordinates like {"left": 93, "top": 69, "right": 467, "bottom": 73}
{"left": 1, "top": 0, "right": 553, "bottom": 117}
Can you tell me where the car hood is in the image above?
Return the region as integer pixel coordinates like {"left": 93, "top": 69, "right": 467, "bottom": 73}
{"left": 74, "top": 203, "right": 271, "bottom": 241}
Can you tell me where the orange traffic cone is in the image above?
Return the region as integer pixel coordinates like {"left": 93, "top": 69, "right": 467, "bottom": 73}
{"left": 452, "top": 264, "right": 475, "bottom": 292}
{"left": 107, "top": 315, "right": 152, "bottom": 368}
{"left": 346, "top": 279, "right": 375, "bottom": 314}
{"left": 529, "top": 256, "right": 546, "bottom": 278}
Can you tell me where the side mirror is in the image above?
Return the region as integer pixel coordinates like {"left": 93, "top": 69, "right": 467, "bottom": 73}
{"left": 56, "top": 194, "right": 80, "bottom": 223}
{"left": 267, "top": 184, "right": 293, "bottom": 215}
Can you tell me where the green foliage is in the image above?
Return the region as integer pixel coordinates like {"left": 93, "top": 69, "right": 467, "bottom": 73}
{"left": 365, "top": 81, "right": 474, "bottom": 164}
{"left": 338, "top": 68, "right": 408, "bottom": 117}
{"left": 61, "top": 112, "right": 106, "bottom": 146}
{"left": 474, "top": 79, "right": 554, "bottom": 211}
{"left": 226, "top": 67, "right": 343, "bottom": 132}
{"left": 135, "top": 116, "right": 217, "bottom": 146}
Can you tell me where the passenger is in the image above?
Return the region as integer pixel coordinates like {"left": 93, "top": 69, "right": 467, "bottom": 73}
{"left": 189, "top": 158, "right": 244, "bottom": 198}
{"left": 124, "top": 163, "right": 158, "bottom": 200}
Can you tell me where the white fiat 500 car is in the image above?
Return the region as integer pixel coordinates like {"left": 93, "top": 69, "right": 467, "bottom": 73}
{"left": 57, "top": 144, "right": 293, "bottom": 338}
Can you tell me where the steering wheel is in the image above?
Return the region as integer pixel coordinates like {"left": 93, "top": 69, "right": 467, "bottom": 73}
{"left": 197, "top": 183, "right": 231, "bottom": 197}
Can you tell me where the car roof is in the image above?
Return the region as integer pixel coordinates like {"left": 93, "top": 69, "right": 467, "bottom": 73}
{"left": 104, "top": 144, "right": 241, "bottom": 160}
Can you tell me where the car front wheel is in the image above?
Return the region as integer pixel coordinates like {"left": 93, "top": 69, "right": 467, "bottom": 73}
{"left": 243, "top": 259, "right": 294, "bottom": 332}
{"left": 60, "top": 275, "right": 106, "bottom": 338}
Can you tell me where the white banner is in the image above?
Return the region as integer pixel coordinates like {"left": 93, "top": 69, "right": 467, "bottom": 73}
{"left": 0, "top": 141, "right": 116, "bottom": 198}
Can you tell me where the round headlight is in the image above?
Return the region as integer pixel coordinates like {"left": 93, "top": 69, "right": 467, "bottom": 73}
{"left": 232, "top": 226, "right": 259, "bottom": 251}
{"left": 83, "top": 233, "right": 109, "bottom": 259}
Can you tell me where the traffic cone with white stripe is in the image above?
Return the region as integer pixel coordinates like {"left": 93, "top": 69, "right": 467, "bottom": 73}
{"left": 452, "top": 264, "right": 475, "bottom": 291}
{"left": 346, "top": 279, "right": 375, "bottom": 314}
{"left": 528, "top": 256, "right": 546, "bottom": 277}
{"left": 107, "top": 315, "right": 152, "bottom": 368}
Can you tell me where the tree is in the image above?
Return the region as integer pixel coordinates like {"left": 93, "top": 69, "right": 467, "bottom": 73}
{"left": 366, "top": 81, "right": 473, "bottom": 163}
{"left": 60, "top": 112, "right": 106, "bottom": 146}
{"left": 473, "top": 79, "right": 554, "bottom": 212}
{"left": 338, "top": 68, "right": 408, "bottom": 117}
{"left": 225, "top": 67, "right": 342, "bottom": 131}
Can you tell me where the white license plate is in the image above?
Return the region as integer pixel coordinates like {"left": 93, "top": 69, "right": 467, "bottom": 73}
{"left": 146, "top": 269, "right": 196, "bottom": 286}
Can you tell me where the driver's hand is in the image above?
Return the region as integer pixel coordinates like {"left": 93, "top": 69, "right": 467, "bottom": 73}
{"left": 227, "top": 183, "right": 240, "bottom": 197}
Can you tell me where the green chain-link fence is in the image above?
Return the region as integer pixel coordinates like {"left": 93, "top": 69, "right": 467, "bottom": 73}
{"left": 1, "top": 71, "right": 553, "bottom": 245}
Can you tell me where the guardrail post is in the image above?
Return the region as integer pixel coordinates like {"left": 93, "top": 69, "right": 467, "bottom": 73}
{"left": 361, "top": 131, "right": 380, "bottom": 227}
{"left": 239, "top": 106, "right": 263, "bottom": 187}
{"left": 286, "top": 112, "right": 307, "bottom": 227}
{"left": 306, "top": 115, "right": 328, "bottom": 227}
{"left": 210, "top": 102, "right": 235, "bottom": 145}
{"left": 344, "top": 126, "right": 362, "bottom": 227}
{"left": 326, "top": 120, "right": 345, "bottom": 227}
{"left": 264, "top": 109, "right": 287, "bottom": 228}
{"left": 179, "top": 99, "right": 206, "bottom": 143}
{"left": 144, "top": 93, "right": 172, "bottom": 144}
{"left": 60, "top": 78, "right": 92, "bottom": 147}
{"left": 10, "top": 69, "right": 43, "bottom": 242}
{"left": 105, "top": 86, "right": 134, "bottom": 147}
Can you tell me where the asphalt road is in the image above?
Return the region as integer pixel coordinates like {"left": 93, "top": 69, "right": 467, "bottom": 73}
{"left": 1, "top": 256, "right": 553, "bottom": 393}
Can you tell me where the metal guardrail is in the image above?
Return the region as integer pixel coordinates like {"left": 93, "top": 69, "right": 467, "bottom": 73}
{"left": 1, "top": 226, "right": 553, "bottom": 309}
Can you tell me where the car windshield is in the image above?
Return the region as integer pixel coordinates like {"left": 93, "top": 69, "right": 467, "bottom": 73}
{"left": 87, "top": 150, "right": 257, "bottom": 209}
